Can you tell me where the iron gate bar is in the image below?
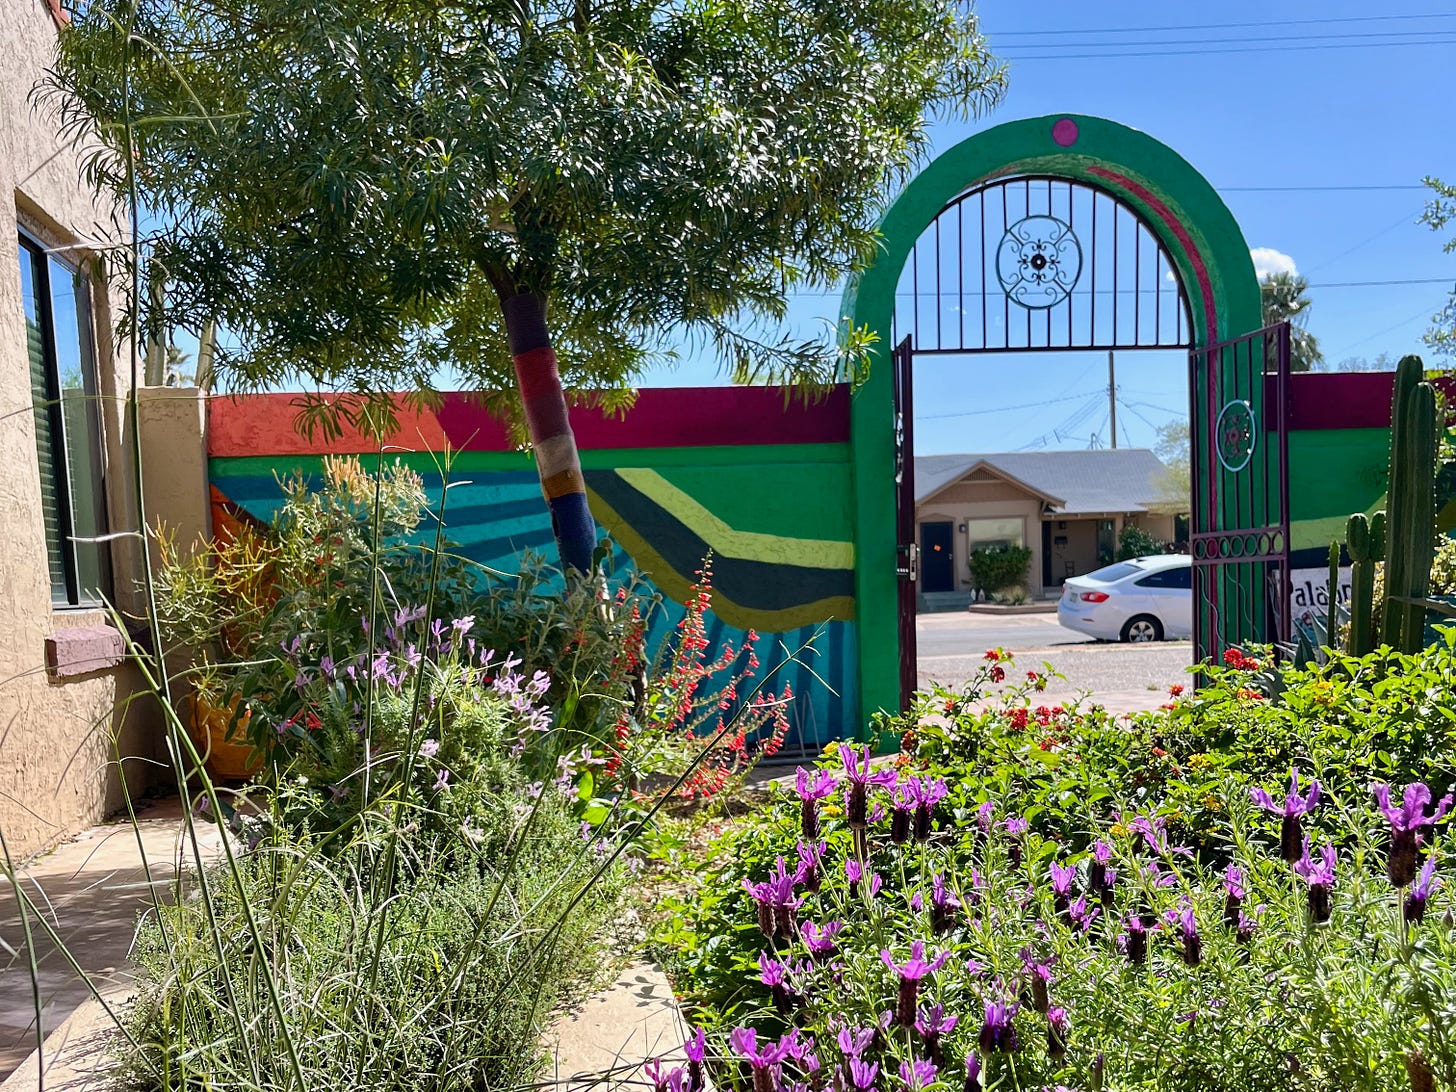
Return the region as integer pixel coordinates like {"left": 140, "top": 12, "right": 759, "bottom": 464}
{"left": 893, "top": 175, "right": 1194, "bottom": 354}
{"left": 1188, "top": 323, "right": 1292, "bottom": 661}
{"left": 892, "top": 336, "right": 918, "bottom": 711}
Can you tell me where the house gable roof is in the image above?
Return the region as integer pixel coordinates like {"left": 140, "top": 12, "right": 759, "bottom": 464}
{"left": 914, "top": 449, "right": 1169, "bottom": 516}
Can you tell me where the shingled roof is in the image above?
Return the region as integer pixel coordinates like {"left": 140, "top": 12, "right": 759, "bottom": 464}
{"left": 915, "top": 448, "right": 1170, "bottom": 516}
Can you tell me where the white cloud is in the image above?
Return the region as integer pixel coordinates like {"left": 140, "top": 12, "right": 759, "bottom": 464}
{"left": 1250, "top": 247, "right": 1298, "bottom": 280}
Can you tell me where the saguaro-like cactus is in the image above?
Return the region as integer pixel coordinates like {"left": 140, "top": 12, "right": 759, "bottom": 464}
{"left": 1346, "top": 511, "right": 1385, "bottom": 655}
{"left": 1326, "top": 541, "right": 1341, "bottom": 635}
{"left": 1381, "top": 355, "right": 1439, "bottom": 654}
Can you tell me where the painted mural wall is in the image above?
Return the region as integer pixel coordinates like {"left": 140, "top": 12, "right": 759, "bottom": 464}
{"left": 207, "top": 387, "right": 858, "bottom": 752}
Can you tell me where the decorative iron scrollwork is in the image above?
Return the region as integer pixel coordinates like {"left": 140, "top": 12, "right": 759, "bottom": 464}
{"left": 996, "top": 215, "right": 1083, "bottom": 309}
{"left": 1215, "top": 399, "right": 1257, "bottom": 473}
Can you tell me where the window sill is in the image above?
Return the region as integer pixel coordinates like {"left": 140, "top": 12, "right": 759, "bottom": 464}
{"left": 45, "top": 618, "right": 125, "bottom": 679}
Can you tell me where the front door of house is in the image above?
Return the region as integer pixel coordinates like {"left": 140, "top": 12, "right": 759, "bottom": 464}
{"left": 920, "top": 521, "right": 955, "bottom": 593}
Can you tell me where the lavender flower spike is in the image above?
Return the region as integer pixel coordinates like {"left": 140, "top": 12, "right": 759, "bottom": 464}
{"left": 1251, "top": 766, "right": 1320, "bottom": 864}
{"left": 1406, "top": 857, "right": 1440, "bottom": 924}
{"left": 1293, "top": 839, "right": 1337, "bottom": 924}
{"left": 898, "top": 1059, "right": 938, "bottom": 1092}
{"left": 729, "top": 1027, "right": 790, "bottom": 1092}
{"left": 795, "top": 766, "right": 838, "bottom": 841}
{"left": 1374, "top": 781, "right": 1453, "bottom": 886}
{"left": 978, "top": 993, "right": 1021, "bottom": 1054}
{"left": 881, "top": 941, "right": 949, "bottom": 1028}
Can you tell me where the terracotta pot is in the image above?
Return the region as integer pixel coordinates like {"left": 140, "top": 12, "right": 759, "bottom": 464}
{"left": 189, "top": 690, "right": 262, "bottom": 780}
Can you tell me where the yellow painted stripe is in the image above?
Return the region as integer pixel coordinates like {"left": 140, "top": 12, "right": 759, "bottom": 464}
{"left": 586, "top": 488, "right": 855, "bottom": 629}
{"left": 615, "top": 467, "right": 854, "bottom": 570}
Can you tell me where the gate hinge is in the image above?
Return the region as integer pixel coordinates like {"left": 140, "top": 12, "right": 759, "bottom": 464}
{"left": 896, "top": 542, "right": 919, "bottom": 582}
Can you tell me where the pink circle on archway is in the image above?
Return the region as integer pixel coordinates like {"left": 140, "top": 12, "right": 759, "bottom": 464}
{"left": 1051, "top": 118, "right": 1079, "bottom": 147}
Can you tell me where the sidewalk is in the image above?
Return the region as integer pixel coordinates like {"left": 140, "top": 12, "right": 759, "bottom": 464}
{"left": 0, "top": 798, "right": 222, "bottom": 1082}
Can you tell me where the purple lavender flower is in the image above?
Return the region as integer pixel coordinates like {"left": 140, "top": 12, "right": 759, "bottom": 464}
{"left": 1089, "top": 839, "right": 1115, "bottom": 905}
{"left": 798, "top": 839, "right": 827, "bottom": 894}
{"left": 913, "top": 777, "right": 948, "bottom": 842}
{"left": 930, "top": 873, "right": 961, "bottom": 935}
{"left": 1046, "top": 1006, "right": 1070, "bottom": 1062}
{"left": 845, "top": 858, "right": 882, "bottom": 900}
{"left": 891, "top": 777, "right": 917, "bottom": 845}
{"left": 846, "top": 1057, "right": 879, "bottom": 1092}
{"left": 1128, "top": 813, "right": 1171, "bottom": 856}
{"left": 418, "top": 738, "right": 440, "bottom": 760}
{"left": 898, "top": 1058, "right": 938, "bottom": 1092}
{"left": 743, "top": 856, "right": 804, "bottom": 938}
{"left": 730, "top": 1028, "right": 791, "bottom": 1092}
{"left": 1003, "top": 816, "right": 1029, "bottom": 866}
{"left": 978, "top": 992, "right": 1020, "bottom": 1054}
{"left": 433, "top": 768, "right": 450, "bottom": 792}
{"left": 836, "top": 1026, "right": 874, "bottom": 1059}
{"left": 1020, "top": 948, "right": 1053, "bottom": 1013}
{"left": 1048, "top": 860, "right": 1076, "bottom": 919}
{"left": 840, "top": 744, "right": 896, "bottom": 830}
{"left": 1406, "top": 857, "right": 1439, "bottom": 924}
{"left": 1164, "top": 899, "right": 1201, "bottom": 966}
{"left": 795, "top": 767, "right": 838, "bottom": 841}
{"left": 684, "top": 1028, "right": 707, "bottom": 1092}
{"left": 1222, "top": 864, "right": 1245, "bottom": 928}
{"left": 1235, "top": 906, "right": 1261, "bottom": 946}
{"left": 1119, "top": 914, "right": 1149, "bottom": 965}
{"left": 1294, "top": 840, "right": 1337, "bottom": 923}
{"left": 801, "top": 919, "right": 843, "bottom": 960}
{"left": 758, "top": 951, "right": 795, "bottom": 1013}
{"left": 913, "top": 1004, "right": 958, "bottom": 1066}
{"left": 1251, "top": 767, "right": 1321, "bottom": 864}
{"left": 881, "top": 942, "right": 950, "bottom": 1027}
{"left": 1067, "top": 894, "right": 1099, "bottom": 934}
{"left": 1374, "top": 782, "right": 1453, "bottom": 886}
{"left": 963, "top": 1054, "right": 981, "bottom": 1092}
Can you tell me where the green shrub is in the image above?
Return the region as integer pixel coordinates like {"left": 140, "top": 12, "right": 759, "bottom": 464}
{"left": 1116, "top": 523, "right": 1164, "bottom": 560}
{"left": 968, "top": 545, "right": 1032, "bottom": 598}
{"left": 648, "top": 643, "right": 1456, "bottom": 1091}
{"left": 128, "top": 785, "right": 620, "bottom": 1092}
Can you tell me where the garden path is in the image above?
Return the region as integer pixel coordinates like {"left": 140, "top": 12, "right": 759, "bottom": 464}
{"left": 0, "top": 797, "right": 223, "bottom": 1085}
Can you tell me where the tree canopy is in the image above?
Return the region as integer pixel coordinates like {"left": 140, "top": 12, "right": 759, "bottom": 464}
{"left": 1260, "top": 271, "right": 1322, "bottom": 373}
{"left": 48, "top": 0, "right": 1006, "bottom": 413}
{"left": 1421, "top": 176, "right": 1456, "bottom": 362}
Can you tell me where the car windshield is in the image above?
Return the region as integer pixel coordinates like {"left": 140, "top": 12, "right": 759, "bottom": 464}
{"left": 1083, "top": 561, "right": 1144, "bottom": 583}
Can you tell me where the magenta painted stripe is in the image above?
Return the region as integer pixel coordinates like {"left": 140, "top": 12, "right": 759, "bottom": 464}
{"left": 1086, "top": 165, "right": 1217, "bottom": 342}
{"left": 209, "top": 385, "right": 851, "bottom": 457}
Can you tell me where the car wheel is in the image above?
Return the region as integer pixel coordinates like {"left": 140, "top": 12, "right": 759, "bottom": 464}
{"left": 1121, "top": 615, "right": 1163, "bottom": 643}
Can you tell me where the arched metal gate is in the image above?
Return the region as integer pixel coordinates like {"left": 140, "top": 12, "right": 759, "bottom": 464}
{"left": 890, "top": 174, "right": 1290, "bottom": 708}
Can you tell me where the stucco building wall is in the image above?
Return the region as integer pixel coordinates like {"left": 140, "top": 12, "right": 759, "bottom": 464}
{"left": 0, "top": 0, "right": 164, "bottom": 857}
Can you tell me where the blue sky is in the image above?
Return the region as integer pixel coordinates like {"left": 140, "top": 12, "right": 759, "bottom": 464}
{"left": 639, "top": 2, "right": 1456, "bottom": 456}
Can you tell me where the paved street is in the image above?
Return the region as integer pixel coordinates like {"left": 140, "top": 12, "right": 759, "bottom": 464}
{"left": 916, "top": 609, "right": 1193, "bottom": 713}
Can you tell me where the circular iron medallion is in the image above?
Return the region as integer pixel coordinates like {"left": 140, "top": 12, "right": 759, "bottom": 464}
{"left": 996, "top": 215, "right": 1083, "bottom": 309}
{"left": 1215, "top": 399, "right": 1257, "bottom": 473}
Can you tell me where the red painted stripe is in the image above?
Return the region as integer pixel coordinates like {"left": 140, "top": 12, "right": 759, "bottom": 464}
{"left": 1086, "top": 165, "right": 1218, "bottom": 342}
{"left": 512, "top": 346, "right": 562, "bottom": 401}
{"left": 209, "top": 386, "right": 851, "bottom": 456}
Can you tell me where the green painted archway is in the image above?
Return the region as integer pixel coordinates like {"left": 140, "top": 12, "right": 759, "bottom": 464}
{"left": 843, "top": 113, "right": 1264, "bottom": 724}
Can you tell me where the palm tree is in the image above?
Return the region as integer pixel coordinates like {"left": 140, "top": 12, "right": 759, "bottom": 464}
{"left": 1261, "top": 271, "right": 1323, "bottom": 372}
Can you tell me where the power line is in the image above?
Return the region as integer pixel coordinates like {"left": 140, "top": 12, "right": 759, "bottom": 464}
{"left": 1216, "top": 185, "right": 1427, "bottom": 193}
{"left": 999, "top": 29, "right": 1456, "bottom": 50}
{"left": 918, "top": 387, "right": 1102, "bottom": 420}
{"left": 993, "top": 13, "right": 1456, "bottom": 37}
{"left": 1002, "top": 38, "right": 1456, "bottom": 61}
{"left": 1310, "top": 278, "right": 1453, "bottom": 288}
{"left": 1305, "top": 209, "right": 1428, "bottom": 275}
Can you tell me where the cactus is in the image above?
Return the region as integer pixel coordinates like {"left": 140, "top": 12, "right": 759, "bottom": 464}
{"left": 1381, "top": 355, "right": 1439, "bottom": 654}
{"left": 1346, "top": 512, "right": 1383, "bottom": 655}
{"left": 1326, "top": 540, "right": 1341, "bottom": 639}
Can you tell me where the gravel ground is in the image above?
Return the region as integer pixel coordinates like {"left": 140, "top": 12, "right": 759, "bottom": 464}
{"left": 919, "top": 642, "right": 1193, "bottom": 710}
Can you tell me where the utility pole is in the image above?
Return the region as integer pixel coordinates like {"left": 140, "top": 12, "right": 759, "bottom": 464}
{"left": 1107, "top": 350, "right": 1117, "bottom": 449}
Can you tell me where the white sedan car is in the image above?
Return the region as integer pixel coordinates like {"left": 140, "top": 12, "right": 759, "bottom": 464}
{"left": 1056, "top": 554, "right": 1192, "bottom": 643}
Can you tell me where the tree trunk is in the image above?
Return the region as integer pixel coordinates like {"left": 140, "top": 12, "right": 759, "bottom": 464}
{"left": 500, "top": 292, "right": 598, "bottom": 575}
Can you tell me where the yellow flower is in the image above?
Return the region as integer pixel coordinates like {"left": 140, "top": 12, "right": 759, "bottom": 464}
{"left": 1187, "top": 753, "right": 1211, "bottom": 769}
{"left": 1110, "top": 822, "right": 1129, "bottom": 838}
{"left": 1201, "top": 794, "right": 1223, "bottom": 812}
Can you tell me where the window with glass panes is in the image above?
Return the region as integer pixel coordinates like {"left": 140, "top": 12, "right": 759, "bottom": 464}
{"left": 17, "top": 234, "right": 110, "bottom": 606}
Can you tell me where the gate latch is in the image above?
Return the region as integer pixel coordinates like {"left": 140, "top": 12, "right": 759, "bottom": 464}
{"left": 896, "top": 542, "right": 919, "bottom": 582}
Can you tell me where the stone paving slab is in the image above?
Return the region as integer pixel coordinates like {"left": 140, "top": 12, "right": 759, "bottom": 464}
{"left": 545, "top": 961, "right": 695, "bottom": 1091}
{"left": 0, "top": 798, "right": 222, "bottom": 1082}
